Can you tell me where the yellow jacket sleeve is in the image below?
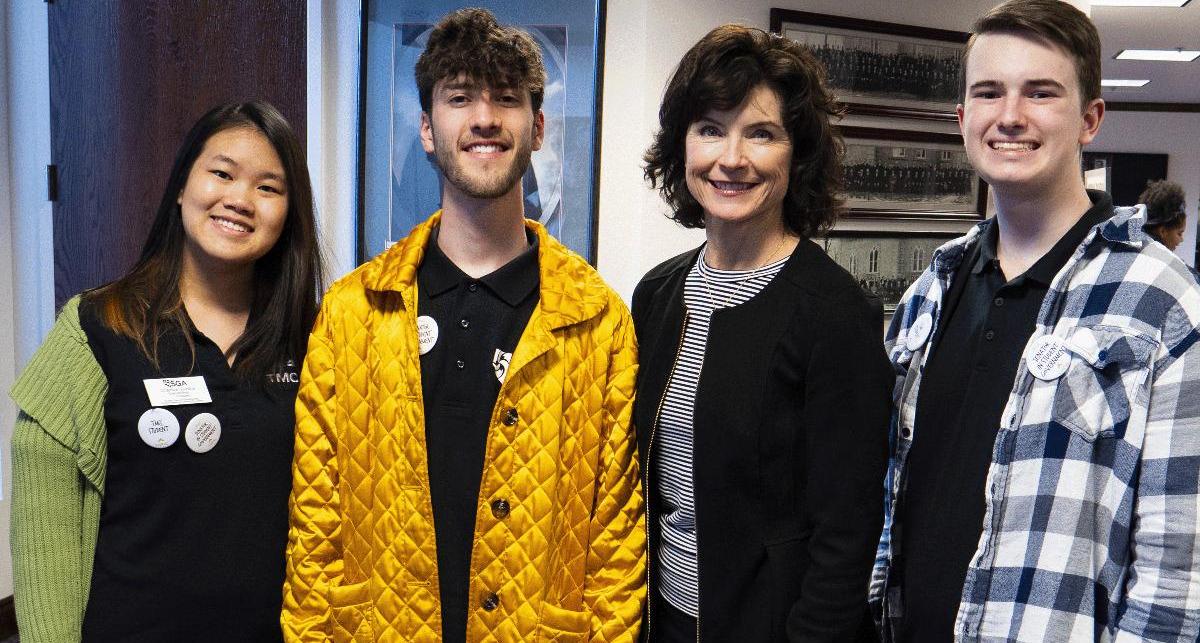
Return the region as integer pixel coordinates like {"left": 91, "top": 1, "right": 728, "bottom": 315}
{"left": 282, "top": 307, "right": 346, "bottom": 641}
{"left": 584, "top": 308, "right": 647, "bottom": 642}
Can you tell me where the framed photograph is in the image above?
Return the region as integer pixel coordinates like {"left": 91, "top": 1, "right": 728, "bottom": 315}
{"left": 840, "top": 126, "right": 986, "bottom": 222}
{"left": 823, "top": 230, "right": 962, "bottom": 312}
{"left": 359, "top": 1, "right": 606, "bottom": 263}
{"left": 770, "top": 9, "right": 968, "bottom": 121}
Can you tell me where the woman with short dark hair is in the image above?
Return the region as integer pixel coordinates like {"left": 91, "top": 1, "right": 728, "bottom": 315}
{"left": 10, "top": 101, "right": 323, "bottom": 642}
{"left": 634, "top": 25, "right": 891, "bottom": 641}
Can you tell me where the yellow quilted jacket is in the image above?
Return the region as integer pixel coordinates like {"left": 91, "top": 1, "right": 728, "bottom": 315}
{"left": 282, "top": 214, "right": 645, "bottom": 642}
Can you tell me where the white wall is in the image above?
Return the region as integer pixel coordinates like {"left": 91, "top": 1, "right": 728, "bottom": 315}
{"left": 0, "top": 0, "right": 14, "bottom": 601}
{"left": 1090, "top": 110, "right": 1200, "bottom": 265}
{"left": 0, "top": 1, "right": 52, "bottom": 600}
{"left": 307, "top": 0, "right": 361, "bottom": 282}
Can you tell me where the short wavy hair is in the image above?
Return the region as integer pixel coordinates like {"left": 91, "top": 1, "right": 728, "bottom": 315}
{"left": 414, "top": 8, "right": 546, "bottom": 113}
{"left": 643, "top": 24, "right": 845, "bottom": 238}
{"left": 1140, "top": 179, "right": 1186, "bottom": 228}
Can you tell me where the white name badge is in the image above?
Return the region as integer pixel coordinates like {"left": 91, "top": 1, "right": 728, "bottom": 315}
{"left": 1026, "top": 334, "right": 1072, "bottom": 381}
{"left": 143, "top": 376, "right": 212, "bottom": 407}
{"left": 185, "top": 412, "right": 222, "bottom": 454}
{"left": 906, "top": 313, "right": 934, "bottom": 352}
{"left": 137, "top": 408, "right": 180, "bottom": 449}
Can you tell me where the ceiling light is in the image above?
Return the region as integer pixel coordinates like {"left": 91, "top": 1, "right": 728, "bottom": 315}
{"left": 1115, "top": 49, "right": 1200, "bottom": 61}
{"left": 1092, "top": 0, "right": 1190, "bottom": 6}
{"left": 1101, "top": 79, "right": 1151, "bottom": 87}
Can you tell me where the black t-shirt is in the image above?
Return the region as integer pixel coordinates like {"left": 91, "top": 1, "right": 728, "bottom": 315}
{"left": 78, "top": 298, "right": 299, "bottom": 642}
{"left": 899, "top": 193, "right": 1113, "bottom": 642}
{"left": 416, "top": 229, "right": 539, "bottom": 643}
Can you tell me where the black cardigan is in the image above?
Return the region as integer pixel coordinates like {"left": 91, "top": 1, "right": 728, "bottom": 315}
{"left": 631, "top": 239, "right": 892, "bottom": 642}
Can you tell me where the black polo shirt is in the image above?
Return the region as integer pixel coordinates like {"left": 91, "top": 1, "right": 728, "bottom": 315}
{"left": 78, "top": 298, "right": 299, "bottom": 642}
{"left": 417, "top": 228, "right": 539, "bottom": 643}
{"left": 899, "top": 193, "right": 1113, "bottom": 642}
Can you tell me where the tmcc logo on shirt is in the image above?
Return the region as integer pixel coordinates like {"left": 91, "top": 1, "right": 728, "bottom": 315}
{"left": 266, "top": 359, "right": 300, "bottom": 384}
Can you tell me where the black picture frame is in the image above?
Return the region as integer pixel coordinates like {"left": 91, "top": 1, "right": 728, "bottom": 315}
{"left": 770, "top": 9, "right": 968, "bottom": 122}
{"left": 839, "top": 125, "right": 987, "bottom": 222}
{"left": 822, "top": 229, "right": 962, "bottom": 312}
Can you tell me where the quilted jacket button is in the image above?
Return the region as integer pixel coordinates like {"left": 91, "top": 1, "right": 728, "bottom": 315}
{"left": 491, "top": 498, "right": 511, "bottom": 519}
{"left": 482, "top": 592, "right": 500, "bottom": 611}
{"left": 502, "top": 408, "right": 518, "bottom": 426}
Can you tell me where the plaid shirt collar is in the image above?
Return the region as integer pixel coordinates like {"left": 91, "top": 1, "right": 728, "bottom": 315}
{"left": 872, "top": 192, "right": 1200, "bottom": 641}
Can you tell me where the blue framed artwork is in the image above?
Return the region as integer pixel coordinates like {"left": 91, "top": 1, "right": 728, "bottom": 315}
{"left": 360, "top": 0, "right": 606, "bottom": 263}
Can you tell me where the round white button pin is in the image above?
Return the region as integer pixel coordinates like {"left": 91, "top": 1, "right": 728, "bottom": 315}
{"left": 906, "top": 313, "right": 933, "bottom": 352}
{"left": 417, "top": 316, "right": 439, "bottom": 355}
{"left": 137, "top": 408, "right": 180, "bottom": 448}
{"left": 185, "top": 412, "right": 222, "bottom": 454}
{"left": 1026, "top": 334, "right": 1072, "bottom": 381}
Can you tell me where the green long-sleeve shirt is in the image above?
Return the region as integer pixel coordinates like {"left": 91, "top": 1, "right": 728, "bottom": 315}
{"left": 10, "top": 296, "right": 108, "bottom": 643}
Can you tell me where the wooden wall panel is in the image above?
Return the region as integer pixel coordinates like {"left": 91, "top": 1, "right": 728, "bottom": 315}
{"left": 50, "top": 1, "right": 306, "bottom": 305}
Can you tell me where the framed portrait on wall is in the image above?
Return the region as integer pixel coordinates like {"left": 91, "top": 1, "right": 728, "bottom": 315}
{"left": 822, "top": 230, "right": 961, "bottom": 312}
{"left": 770, "top": 9, "right": 969, "bottom": 121}
{"left": 359, "top": 0, "right": 606, "bottom": 263}
{"left": 840, "top": 126, "right": 987, "bottom": 222}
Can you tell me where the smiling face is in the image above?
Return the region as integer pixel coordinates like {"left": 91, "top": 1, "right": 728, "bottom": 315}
{"left": 957, "top": 32, "right": 1104, "bottom": 200}
{"left": 421, "top": 75, "right": 544, "bottom": 202}
{"left": 177, "top": 127, "right": 288, "bottom": 276}
{"left": 684, "top": 84, "right": 793, "bottom": 231}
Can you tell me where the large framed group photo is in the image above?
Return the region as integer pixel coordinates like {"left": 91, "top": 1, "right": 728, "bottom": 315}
{"left": 770, "top": 9, "right": 970, "bottom": 122}
{"left": 359, "top": 0, "right": 606, "bottom": 263}
{"left": 771, "top": 9, "right": 981, "bottom": 314}
{"left": 840, "top": 126, "right": 987, "bottom": 222}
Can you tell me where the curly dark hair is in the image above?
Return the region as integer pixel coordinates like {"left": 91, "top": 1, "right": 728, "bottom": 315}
{"left": 1139, "top": 179, "right": 1186, "bottom": 228}
{"left": 414, "top": 8, "right": 546, "bottom": 113}
{"left": 643, "top": 24, "right": 845, "bottom": 238}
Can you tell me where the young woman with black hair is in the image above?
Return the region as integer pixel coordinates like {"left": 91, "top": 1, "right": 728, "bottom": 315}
{"left": 10, "top": 101, "right": 323, "bottom": 642}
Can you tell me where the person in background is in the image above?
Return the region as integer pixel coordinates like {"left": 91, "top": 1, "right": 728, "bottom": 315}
{"left": 10, "top": 101, "right": 323, "bottom": 642}
{"left": 1139, "top": 179, "right": 1187, "bottom": 251}
{"left": 281, "top": 9, "right": 644, "bottom": 642}
{"left": 872, "top": 1, "right": 1200, "bottom": 640}
{"left": 635, "top": 24, "right": 891, "bottom": 642}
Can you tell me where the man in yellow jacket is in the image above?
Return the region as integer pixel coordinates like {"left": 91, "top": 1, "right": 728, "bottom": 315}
{"left": 281, "top": 8, "right": 645, "bottom": 642}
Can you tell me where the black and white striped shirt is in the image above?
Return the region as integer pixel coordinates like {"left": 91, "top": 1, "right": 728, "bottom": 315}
{"left": 655, "top": 247, "right": 788, "bottom": 617}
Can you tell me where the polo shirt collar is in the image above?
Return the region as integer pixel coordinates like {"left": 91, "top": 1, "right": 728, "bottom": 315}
{"left": 421, "top": 226, "right": 540, "bottom": 306}
{"left": 970, "top": 190, "right": 1114, "bottom": 286}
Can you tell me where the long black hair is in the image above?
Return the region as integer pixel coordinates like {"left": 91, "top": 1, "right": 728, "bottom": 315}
{"left": 88, "top": 101, "right": 323, "bottom": 381}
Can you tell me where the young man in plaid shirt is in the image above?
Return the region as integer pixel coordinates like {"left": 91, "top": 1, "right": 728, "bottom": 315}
{"left": 870, "top": 0, "right": 1200, "bottom": 640}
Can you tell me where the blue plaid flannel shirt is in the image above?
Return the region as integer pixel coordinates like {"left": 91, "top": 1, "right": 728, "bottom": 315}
{"left": 870, "top": 202, "right": 1200, "bottom": 642}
